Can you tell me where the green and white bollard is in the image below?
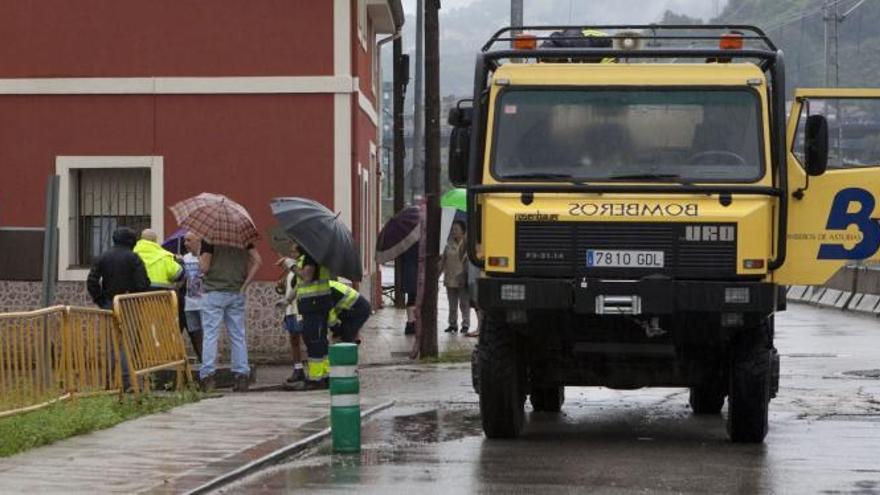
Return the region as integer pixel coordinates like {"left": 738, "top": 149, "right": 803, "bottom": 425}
{"left": 329, "top": 343, "right": 360, "bottom": 453}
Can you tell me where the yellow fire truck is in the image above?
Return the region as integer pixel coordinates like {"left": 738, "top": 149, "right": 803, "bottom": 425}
{"left": 447, "top": 25, "right": 880, "bottom": 442}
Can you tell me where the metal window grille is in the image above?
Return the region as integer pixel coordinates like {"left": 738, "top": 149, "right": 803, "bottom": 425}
{"left": 75, "top": 168, "right": 151, "bottom": 267}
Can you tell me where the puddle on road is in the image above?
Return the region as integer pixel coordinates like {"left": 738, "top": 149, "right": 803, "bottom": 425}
{"left": 783, "top": 353, "right": 838, "bottom": 358}
{"left": 222, "top": 407, "right": 485, "bottom": 493}
{"left": 842, "top": 369, "right": 880, "bottom": 379}
{"left": 817, "top": 414, "right": 880, "bottom": 423}
{"left": 381, "top": 408, "right": 484, "bottom": 445}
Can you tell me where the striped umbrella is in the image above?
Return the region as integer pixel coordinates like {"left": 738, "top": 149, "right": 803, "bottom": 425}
{"left": 170, "top": 193, "right": 259, "bottom": 248}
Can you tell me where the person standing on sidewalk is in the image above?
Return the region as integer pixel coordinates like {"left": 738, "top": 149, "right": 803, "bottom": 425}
{"left": 198, "top": 239, "right": 262, "bottom": 392}
{"left": 289, "top": 249, "right": 333, "bottom": 391}
{"left": 134, "top": 229, "right": 183, "bottom": 290}
{"left": 439, "top": 221, "right": 470, "bottom": 334}
{"left": 86, "top": 226, "right": 149, "bottom": 391}
{"left": 181, "top": 232, "right": 205, "bottom": 362}
{"left": 401, "top": 242, "right": 419, "bottom": 335}
{"left": 87, "top": 227, "right": 150, "bottom": 310}
{"left": 276, "top": 244, "right": 307, "bottom": 387}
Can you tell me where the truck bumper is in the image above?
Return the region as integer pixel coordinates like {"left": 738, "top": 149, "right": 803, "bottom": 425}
{"left": 477, "top": 277, "right": 778, "bottom": 315}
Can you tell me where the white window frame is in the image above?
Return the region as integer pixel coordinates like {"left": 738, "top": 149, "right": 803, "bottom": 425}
{"left": 56, "top": 156, "right": 164, "bottom": 281}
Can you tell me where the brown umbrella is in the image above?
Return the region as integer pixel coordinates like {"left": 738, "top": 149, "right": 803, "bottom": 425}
{"left": 170, "top": 193, "right": 258, "bottom": 248}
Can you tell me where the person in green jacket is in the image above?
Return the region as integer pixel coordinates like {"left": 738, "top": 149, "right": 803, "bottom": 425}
{"left": 134, "top": 229, "right": 183, "bottom": 289}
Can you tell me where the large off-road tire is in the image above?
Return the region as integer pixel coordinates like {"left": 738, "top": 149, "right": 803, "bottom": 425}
{"left": 479, "top": 319, "right": 525, "bottom": 438}
{"left": 530, "top": 386, "right": 565, "bottom": 413}
{"left": 727, "top": 321, "right": 772, "bottom": 443}
{"left": 688, "top": 383, "right": 725, "bottom": 415}
{"left": 471, "top": 345, "right": 481, "bottom": 394}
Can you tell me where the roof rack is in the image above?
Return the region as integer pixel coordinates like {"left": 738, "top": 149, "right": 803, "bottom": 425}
{"left": 482, "top": 24, "right": 777, "bottom": 58}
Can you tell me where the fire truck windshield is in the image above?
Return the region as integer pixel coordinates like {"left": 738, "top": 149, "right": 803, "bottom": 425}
{"left": 491, "top": 88, "right": 765, "bottom": 183}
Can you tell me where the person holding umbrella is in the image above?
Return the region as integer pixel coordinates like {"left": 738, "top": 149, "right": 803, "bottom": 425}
{"left": 270, "top": 197, "right": 364, "bottom": 391}
{"left": 288, "top": 248, "right": 333, "bottom": 390}
{"left": 171, "top": 193, "right": 262, "bottom": 392}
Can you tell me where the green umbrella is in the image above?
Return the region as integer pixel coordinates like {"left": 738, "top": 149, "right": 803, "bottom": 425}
{"left": 440, "top": 188, "right": 466, "bottom": 212}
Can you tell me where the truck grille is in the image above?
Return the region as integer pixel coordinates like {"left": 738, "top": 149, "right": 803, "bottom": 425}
{"left": 515, "top": 222, "right": 736, "bottom": 278}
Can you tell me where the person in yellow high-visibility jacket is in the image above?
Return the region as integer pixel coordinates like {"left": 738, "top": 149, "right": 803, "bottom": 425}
{"left": 133, "top": 229, "right": 183, "bottom": 289}
{"left": 327, "top": 281, "right": 371, "bottom": 344}
{"left": 288, "top": 249, "right": 333, "bottom": 391}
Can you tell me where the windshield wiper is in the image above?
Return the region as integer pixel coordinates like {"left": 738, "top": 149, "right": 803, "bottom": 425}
{"left": 607, "top": 173, "right": 692, "bottom": 184}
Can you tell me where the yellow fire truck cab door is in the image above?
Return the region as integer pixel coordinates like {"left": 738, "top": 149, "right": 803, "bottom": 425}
{"left": 776, "top": 88, "right": 880, "bottom": 285}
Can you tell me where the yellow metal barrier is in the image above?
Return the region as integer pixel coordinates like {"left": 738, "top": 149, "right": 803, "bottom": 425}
{"left": 0, "top": 307, "right": 69, "bottom": 418}
{"left": 113, "top": 291, "right": 192, "bottom": 394}
{"left": 0, "top": 291, "right": 191, "bottom": 417}
{"left": 65, "top": 307, "right": 122, "bottom": 397}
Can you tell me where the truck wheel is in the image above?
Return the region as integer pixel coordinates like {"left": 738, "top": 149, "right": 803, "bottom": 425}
{"left": 727, "top": 323, "right": 772, "bottom": 443}
{"left": 688, "top": 383, "right": 725, "bottom": 415}
{"left": 471, "top": 345, "right": 481, "bottom": 394}
{"left": 479, "top": 320, "right": 525, "bottom": 438}
{"left": 530, "top": 386, "right": 565, "bottom": 413}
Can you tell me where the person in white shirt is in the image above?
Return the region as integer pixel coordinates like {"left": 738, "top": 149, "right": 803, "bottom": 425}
{"left": 182, "top": 232, "right": 205, "bottom": 361}
{"left": 276, "top": 244, "right": 306, "bottom": 386}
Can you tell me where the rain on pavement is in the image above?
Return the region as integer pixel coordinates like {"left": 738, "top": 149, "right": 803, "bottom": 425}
{"left": 223, "top": 304, "right": 880, "bottom": 494}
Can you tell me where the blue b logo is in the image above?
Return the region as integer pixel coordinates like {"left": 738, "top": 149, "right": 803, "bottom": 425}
{"left": 818, "top": 188, "right": 880, "bottom": 260}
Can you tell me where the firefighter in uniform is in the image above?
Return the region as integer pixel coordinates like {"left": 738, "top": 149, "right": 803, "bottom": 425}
{"left": 289, "top": 250, "right": 333, "bottom": 391}
{"left": 327, "top": 280, "right": 371, "bottom": 344}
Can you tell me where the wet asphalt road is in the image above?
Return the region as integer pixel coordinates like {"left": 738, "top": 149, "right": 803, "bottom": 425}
{"left": 223, "top": 305, "right": 880, "bottom": 494}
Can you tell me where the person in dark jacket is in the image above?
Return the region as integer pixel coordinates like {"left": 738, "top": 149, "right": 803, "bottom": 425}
{"left": 401, "top": 241, "right": 418, "bottom": 335}
{"left": 86, "top": 227, "right": 150, "bottom": 310}
{"left": 86, "top": 226, "right": 148, "bottom": 392}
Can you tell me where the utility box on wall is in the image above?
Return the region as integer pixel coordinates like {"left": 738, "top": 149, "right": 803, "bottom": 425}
{"left": 0, "top": 228, "right": 44, "bottom": 281}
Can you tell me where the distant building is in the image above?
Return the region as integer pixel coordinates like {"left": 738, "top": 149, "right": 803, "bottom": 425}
{"left": 0, "top": 1, "right": 404, "bottom": 360}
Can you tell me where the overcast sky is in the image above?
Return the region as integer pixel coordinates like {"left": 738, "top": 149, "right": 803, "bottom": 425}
{"left": 390, "top": 0, "right": 730, "bottom": 95}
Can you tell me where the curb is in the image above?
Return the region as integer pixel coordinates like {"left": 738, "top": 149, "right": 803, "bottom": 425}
{"left": 182, "top": 400, "right": 395, "bottom": 495}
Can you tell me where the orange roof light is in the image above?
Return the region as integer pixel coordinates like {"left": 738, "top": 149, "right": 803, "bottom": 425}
{"left": 719, "top": 32, "right": 744, "bottom": 50}
{"left": 513, "top": 33, "right": 537, "bottom": 50}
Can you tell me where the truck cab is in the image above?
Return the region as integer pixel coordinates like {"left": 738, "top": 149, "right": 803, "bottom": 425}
{"left": 449, "top": 25, "right": 880, "bottom": 443}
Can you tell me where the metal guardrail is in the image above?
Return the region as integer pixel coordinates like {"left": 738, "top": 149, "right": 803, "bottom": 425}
{"left": 113, "top": 291, "right": 192, "bottom": 394}
{"left": 0, "top": 307, "right": 68, "bottom": 418}
{"left": 65, "top": 307, "right": 122, "bottom": 397}
{"left": 0, "top": 291, "right": 192, "bottom": 418}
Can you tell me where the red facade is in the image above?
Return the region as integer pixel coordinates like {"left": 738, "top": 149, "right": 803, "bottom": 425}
{"left": 0, "top": 1, "right": 334, "bottom": 77}
{"left": 0, "top": 0, "right": 400, "bottom": 290}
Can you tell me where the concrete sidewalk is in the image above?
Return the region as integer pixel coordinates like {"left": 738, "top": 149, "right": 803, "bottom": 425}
{"left": 0, "top": 390, "right": 386, "bottom": 494}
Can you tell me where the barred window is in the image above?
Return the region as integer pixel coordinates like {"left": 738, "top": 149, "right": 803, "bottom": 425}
{"left": 74, "top": 168, "right": 151, "bottom": 266}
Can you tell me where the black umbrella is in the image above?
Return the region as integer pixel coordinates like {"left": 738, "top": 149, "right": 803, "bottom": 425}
{"left": 270, "top": 197, "right": 363, "bottom": 281}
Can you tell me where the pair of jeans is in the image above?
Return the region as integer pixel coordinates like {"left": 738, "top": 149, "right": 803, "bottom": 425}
{"left": 100, "top": 301, "right": 132, "bottom": 389}
{"left": 200, "top": 291, "right": 249, "bottom": 379}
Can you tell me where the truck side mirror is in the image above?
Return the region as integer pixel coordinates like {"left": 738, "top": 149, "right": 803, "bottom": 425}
{"left": 448, "top": 101, "right": 473, "bottom": 187}
{"left": 804, "top": 114, "right": 828, "bottom": 176}
{"left": 448, "top": 104, "right": 472, "bottom": 127}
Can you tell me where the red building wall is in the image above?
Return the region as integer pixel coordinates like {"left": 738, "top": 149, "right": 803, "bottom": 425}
{"left": 0, "top": 0, "right": 333, "bottom": 77}
{"left": 0, "top": 94, "right": 334, "bottom": 280}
